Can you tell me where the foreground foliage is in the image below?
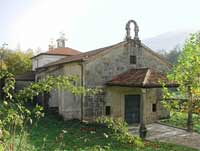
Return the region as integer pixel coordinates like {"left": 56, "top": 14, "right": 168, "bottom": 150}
{"left": 96, "top": 116, "right": 143, "bottom": 147}
{"left": 14, "top": 113, "right": 198, "bottom": 151}
{"left": 0, "top": 69, "right": 99, "bottom": 150}
{"left": 162, "top": 32, "right": 200, "bottom": 131}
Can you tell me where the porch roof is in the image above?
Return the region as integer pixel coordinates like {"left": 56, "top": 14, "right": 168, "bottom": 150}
{"left": 106, "top": 68, "right": 178, "bottom": 88}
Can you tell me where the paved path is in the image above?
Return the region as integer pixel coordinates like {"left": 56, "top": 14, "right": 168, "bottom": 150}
{"left": 128, "top": 123, "right": 200, "bottom": 150}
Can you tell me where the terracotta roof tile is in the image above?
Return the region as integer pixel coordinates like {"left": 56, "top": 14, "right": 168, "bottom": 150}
{"left": 107, "top": 68, "right": 177, "bottom": 88}
{"left": 47, "top": 47, "right": 81, "bottom": 56}
{"left": 32, "top": 47, "right": 82, "bottom": 59}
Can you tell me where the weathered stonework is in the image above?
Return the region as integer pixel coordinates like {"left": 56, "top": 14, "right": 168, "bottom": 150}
{"left": 84, "top": 41, "right": 170, "bottom": 88}
{"left": 77, "top": 40, "right": 170, "bottom": 122}
{"left": 142, "top": 45, "right": 171, "bottom": 73}
{"left": 34, "top": 19, "right": 173, "bottom": 124}
{"left": 35, "top": 39, "right": 171, "bottom": 123}
{"left": 84, "top": 93, "right": 105, "bottom": 120}
{"left": 36, "top": 62, "right": 82, "bottom": 120}
{"left": 103, "top": 87, "right": 168, "bottom": 124}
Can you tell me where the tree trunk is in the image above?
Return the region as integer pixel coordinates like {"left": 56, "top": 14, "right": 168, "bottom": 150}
{"left": 187, "top": 86, "right": 193, "bottom": 132}
{"left": 187, "top": 104, "right": 193, "bottom": 132}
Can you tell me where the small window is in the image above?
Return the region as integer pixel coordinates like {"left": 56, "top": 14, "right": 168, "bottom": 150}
{"left": 105, "top": 106, "right": 111, "bottom": 116}
{"left": 152, "top": 104, "right": 157, "bottom": 112}
{"left": 130, "top": 55, "right": 136, "bottom": 64}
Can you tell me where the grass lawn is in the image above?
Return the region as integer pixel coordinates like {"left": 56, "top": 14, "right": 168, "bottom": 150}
{"left": 160, "top": 112, "right": 200, "bottom": 133}
{"left": 21, "top": 113, "right": 198, "bottom": 151}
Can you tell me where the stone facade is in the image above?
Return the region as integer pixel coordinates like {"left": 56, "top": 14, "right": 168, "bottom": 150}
{"left": 36, "top": 62, "right": 82, "bottom": 120}
{"left": 35, "top": 40, "right": 171, "bottom": 123}
{"left": 105, "top": 87, "right": 165, "bottom": 124}
{"left": 84, "top": 93, "right": 105, "bottom": 120}
{"left": 84, "top": 42, "right": 171, "bottom": 88}
{"left": 34, "top": 20, "right": 172, "bottom": 124}
{"left": 79, "top": 41, "right": 170, "bottom": 123}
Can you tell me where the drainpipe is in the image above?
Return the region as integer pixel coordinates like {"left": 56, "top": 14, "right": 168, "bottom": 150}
{"left": 80, "top": 61, "right": 84, "bottom": 121}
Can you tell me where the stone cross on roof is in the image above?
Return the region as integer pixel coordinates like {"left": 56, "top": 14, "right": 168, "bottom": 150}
{"left": 125, "top": 20, "right": 139, "bottom": 41}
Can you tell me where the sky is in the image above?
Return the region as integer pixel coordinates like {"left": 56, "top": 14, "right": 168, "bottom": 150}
{"left": 0, "top": 0, "right": 200, "bottom": 52}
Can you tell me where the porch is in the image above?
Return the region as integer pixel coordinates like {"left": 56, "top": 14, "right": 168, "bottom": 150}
{"left": 106, "top": 68, "right": 177, "bottom": 124}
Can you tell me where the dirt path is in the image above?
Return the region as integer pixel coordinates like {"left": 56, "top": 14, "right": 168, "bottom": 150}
{"left": 128, "top": 123, "right": 200, "bottom": 150}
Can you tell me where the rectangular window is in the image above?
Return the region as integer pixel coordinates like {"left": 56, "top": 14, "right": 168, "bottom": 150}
{"left": 152, "top": 104, "right": 157, "bottom": 112}
{"left": 105, "top": 106, "right": 111, "bottom": 116}
{"left": 130, "top": 55, "right": 136, "bottom": 64}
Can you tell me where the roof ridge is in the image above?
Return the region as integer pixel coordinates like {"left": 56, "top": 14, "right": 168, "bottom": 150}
{"left": 47, "top": 46, "right": 81, "bottom": 52}
{"left": 142, "top": 69, "right": 150, "bottom": 86}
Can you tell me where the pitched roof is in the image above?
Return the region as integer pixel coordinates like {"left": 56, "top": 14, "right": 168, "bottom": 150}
{"left": 36, "top": 40, "right": 172, "bottom": 70}
{"left": 32, "top": 47, "right": 82, "bottom": 59}
{"left": 15, "top": 71, "right": 35, "bottom": 81}
{"left": 107, "top": 68, "right": 177, "bottom": 88}
{"left": 39, "top": 41, "right": 127, "bottom": 68}
{"left": 47, "top": 47, "right": 81, "bottom": 55}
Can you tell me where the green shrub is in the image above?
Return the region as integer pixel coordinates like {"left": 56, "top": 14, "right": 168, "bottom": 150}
{"left": 96, "top": 116, "right": 144, "bottom": 148}
{"left": 0, "top": 69, "right": 100, "bottom": 151}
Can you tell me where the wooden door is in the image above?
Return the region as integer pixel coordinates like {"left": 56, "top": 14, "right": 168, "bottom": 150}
{"left": 125, "top": 95, "right": 140, "bottom": 124}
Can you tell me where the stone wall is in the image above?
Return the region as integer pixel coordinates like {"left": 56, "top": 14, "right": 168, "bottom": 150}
{"left": 38, "top": 66, "right": 63, "bottom": 110}
{"left": 104, "top": 87, "right": 169, "bottom": 124}
{"left": 32, "top": 54, "right": 66, "bottom": 70}
{"left": 84, "top": 41, "right": 171, "bottom": 87}
{"left": 36, "top": 62, "right": 82, "bottom": 120}
{"left": 142, "top": 46, "right": 171, "bottom": 73}
{"left": 144, "top": 88, "right": 169, "bottom": 123}
{"left": 83, "top": 92, "right": 105, "bottom": 121}
{"left": 61, "top": 63, "right": 82, "bottom": 120}
{"left": 105, "top": 87, "right": 142, "bottom": 120}
{"left": 82, "top": 40, "right": 171, "bottom": 122}
{"left": 85, "top": 42, "right": 136, "bottom": 87}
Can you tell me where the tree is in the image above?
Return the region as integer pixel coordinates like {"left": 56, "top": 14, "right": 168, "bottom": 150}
{"left": 4, "top": 50, "right": 33, "bottom": 75}
{"left": 0, "top": 43, "right": 8, "bottom": 70}
{"left": 158, "top": 46, "right": 182, "bottom": 64}
{"left": 162, "top": 33, "right": 200, "bottom": 131}
{"left": 0, "top": 48, "right": 33, "bottom": 75}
